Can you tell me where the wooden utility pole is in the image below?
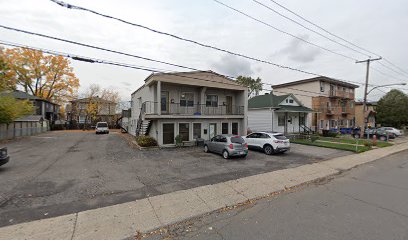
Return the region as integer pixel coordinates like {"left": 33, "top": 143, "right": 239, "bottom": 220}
{"left": 356, "top": 57, "right": 382, "bottom": 137}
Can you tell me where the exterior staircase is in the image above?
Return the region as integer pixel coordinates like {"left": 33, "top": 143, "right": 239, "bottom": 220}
{"left": 135, "top": 102, "right": 152, "bottom": 136}
{"left": 300, "top": 125, "right": 315, "bottom": 135}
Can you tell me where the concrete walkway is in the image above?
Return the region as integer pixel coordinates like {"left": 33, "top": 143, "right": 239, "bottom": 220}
{"left": 2, "top": 142, "right": 408, "bottom": 240}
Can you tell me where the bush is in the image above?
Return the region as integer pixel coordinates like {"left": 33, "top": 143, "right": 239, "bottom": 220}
{"left": 310, "top": 136, "right": 319, "bottom": 142}
{"left": 327, "top": 132, "right": 338, "bottom": 138}
{"left": 175, "top": 134, "right": 183, "bottom": 147}
{"left": 363, "top": 141, "right": 373, "bottom": 148}
{"left": 136, "top": 136, "right": 158, "bottom": 147}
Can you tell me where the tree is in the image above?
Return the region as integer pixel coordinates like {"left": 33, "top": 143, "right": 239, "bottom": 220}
{"left": 1, "top": 47, "right": 79, "bottom": 104}
{"left": 376, "top": 89, "right": 408, "bottom": 128}
{"left": 0, "top": 96, "right": 33, "bottom": 124}
{"left": 236, "top": 76, "right": 263, "bottom": 97}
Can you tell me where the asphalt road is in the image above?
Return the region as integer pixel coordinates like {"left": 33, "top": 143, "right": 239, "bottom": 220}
{"left": 0, "top": 131, "right": 350, "bottom": 227}
{"left": 150, "top": 150, "right": 408, "bottom": 240}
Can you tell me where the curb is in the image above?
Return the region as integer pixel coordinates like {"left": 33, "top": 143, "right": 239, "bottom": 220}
{"left": 1, "top": 142, "right": 407, "bottom": 240}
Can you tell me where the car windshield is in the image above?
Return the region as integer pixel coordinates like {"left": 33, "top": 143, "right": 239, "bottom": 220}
{"left": 97, "top": 123, "right": 108, "bottom": 128}
{"left": 230, "top": 136, "right": 245, "bottom": 144}
{"left": 273, "top": 134, "right": 287, "bottom": 140}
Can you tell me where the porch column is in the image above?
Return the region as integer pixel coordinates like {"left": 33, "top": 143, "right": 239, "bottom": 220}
{"left": 284, "top": 112, "right": 288, "bottom": 135}
{"left": 157, "top": 81, "right": 161, "bottom": 115}
{"left": 200, "top": 87, "right": 207, "bottom": 114}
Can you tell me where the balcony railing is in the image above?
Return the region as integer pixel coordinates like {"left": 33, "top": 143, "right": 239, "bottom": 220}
{"left": 142, "top": 101, "right": 244, "bottom": 116}
{"left": 329, "top": 91, "right": 354, "bottom": 99}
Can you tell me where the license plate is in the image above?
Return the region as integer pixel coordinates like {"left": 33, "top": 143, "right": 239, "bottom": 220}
{"left": 239, "top": 151, "right": 244, "bottom": 154}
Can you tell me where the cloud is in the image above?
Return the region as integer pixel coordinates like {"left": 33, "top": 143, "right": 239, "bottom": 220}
{"left": 211, "top": 55, "right": 255, "bottom": 77}
{"left": 278, "top": 34, "right": 321, "bottom": 63}
{"left": 121, "top": 81, "right": 132, "bottom": 87}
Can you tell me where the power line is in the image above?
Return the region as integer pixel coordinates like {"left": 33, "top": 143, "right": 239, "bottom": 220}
{"left": 265, "top": 0, "right": 381, "bottom": 58}
{"left": 377, "top": 61, "right": 408, "bottom": 79}
{"left": 371, "top": 66, "right": 406, "bottom": 83}
{"left": 265, "top": 0, "right": 408, "bottom": 80}
{"left": 48, "top": 0, "right": 378, "bottom": 88}
{"left": 213, "top": 0, "right": 357, "bottom": 61}
{"left": 48, "top": 0, "right": 346, "bottom": 78}
{"left": 251, "top": 0, "right": 370, "bottom": 58}
{"left": 0, "top": 24, "right": 201, "bottom": 72}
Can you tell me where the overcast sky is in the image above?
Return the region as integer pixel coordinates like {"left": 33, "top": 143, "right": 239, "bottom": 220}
{"left": 1, "top": 0, "right": 407, "bottom": 102}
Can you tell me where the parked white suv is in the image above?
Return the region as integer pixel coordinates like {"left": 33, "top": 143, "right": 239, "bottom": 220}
{"left": 95, "top": 122, "right": 109, "bottom": 134}
{"left": 244, "top": 132, "right": 290, "bottom": 155}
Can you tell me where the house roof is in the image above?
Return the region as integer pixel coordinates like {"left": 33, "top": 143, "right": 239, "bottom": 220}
{"left": 139, "top": 70, "right": 247, "bottom": 92}
{"left": 14, "top": 115, "right": 45, "bottom": 122}
{"left": 248, "top": 93, "right": 290, "bottom": 109}
{"left": 272, "top": 76, "right": 360, "bottom": 89}
{"left": 0, "top": 90, "right": 59, "bottom": 105}
{"left": 248, "top": 93, "right": 314, "bottom": 112}
{"left": 71, "top": 97, "right": 115, "bottom": 104}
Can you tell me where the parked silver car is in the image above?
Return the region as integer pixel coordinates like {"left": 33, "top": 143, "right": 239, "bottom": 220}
{"left": 204, "top": 134, "right": 248, "bottom": 159}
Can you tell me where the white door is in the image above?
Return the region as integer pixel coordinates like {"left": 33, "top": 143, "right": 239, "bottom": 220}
{"left": 209, "top": 123, "right": 217, "bottom": 140}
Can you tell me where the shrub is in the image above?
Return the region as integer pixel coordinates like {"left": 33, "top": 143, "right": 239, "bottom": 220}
{"left": 363, "top": 141, "right": 373, "bottom": 148}
{"left": 175, "top": 134, "right": 183, "bottom": 146}
{"left": 310, "top": 136, "right": 319, "bottom": 142}
{"left": 136, "top": 136, "right": 158, "bottom": 147}
{"left": 327, "top": 132, "right": 338, "bottom": 138}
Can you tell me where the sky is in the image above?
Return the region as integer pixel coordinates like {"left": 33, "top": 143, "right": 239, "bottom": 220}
{"left": 1, "top": 0, "right": 407, "bottom": 102}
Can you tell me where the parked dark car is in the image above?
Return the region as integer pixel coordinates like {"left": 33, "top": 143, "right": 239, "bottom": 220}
{"left": 352, "top": 128, "right": 395, "bottom": 141}
{"left": 0, "top": 147, "right": 10, "bottom": 166}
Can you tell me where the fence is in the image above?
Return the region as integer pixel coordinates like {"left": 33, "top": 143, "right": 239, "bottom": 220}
{"left": 0, "top": 121, "right": 49, "bottom": 140}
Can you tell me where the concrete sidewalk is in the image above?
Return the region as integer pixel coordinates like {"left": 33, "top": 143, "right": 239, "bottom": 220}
{"left": 2, "top": 142, "right": 408, "bottom": 240}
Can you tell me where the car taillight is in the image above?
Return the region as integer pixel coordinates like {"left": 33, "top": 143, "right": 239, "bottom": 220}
{"left": 229, "top": 144, "right": 233, "bottom": 149}
{"left": 244, "top": 143, "right": 248, "bottom": 149}
{"left": 274, "top": 140, "right": 284, "bottom": 143}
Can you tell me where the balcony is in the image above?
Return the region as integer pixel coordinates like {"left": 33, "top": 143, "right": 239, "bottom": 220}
{"left": 329, "top": 91, "right": 354, "bottom": 99}
{"left": 142, "top": 101, "right": 245, "bottom": 119}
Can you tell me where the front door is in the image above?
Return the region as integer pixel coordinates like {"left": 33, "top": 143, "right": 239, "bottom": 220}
{"left": 162, "top": 123, "right": 174, "bottom": 144}
{"left": 209, "top": 123, "right": 217, "bottom": 140}
{"left": 161, "top": 91, "right": 169, "bottom": 114}
{"left": 226, "top": 96, "right": 232, "bottom": 114}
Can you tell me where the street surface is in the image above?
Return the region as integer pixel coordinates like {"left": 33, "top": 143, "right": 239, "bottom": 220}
{"left": 0, "top": 131, "right": 350, "bottom": 227}
{"left": 148, "top": 150, "right": 408, "bottom": 240}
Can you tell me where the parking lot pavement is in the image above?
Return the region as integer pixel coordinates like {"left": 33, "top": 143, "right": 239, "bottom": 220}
{"left": 0, "top": 131, "right": 352, "bottom": 227}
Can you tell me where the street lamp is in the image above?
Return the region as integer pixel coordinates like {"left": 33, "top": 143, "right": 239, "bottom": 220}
{"left": 362, "top": 82, "right": 407, "bottom": 134}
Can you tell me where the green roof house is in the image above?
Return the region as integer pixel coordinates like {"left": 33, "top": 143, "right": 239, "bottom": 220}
{"left": 248, "top": 93, "right": 313, "bottom": 134}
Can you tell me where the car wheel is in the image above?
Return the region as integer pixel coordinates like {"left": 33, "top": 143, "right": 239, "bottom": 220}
{"left": 204, "top": 145, "right": 209, "bottom": 153}
{"left": 379, "top": 135, "right": 386, "bottom": 141}
{"left": 264, "top": 145, "right": 274, "bottom": 155}
{"left": 222, "top": 150, "right": 229, "bottom": 159}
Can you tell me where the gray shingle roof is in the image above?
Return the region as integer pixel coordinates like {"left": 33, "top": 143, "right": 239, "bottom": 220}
{"left": 248, "top": 93, "right": 313, "bottom": 112}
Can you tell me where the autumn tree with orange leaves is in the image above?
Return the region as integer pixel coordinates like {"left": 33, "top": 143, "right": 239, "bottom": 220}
{"left": 1, "top": 47, "right": 80, "bottom": 104}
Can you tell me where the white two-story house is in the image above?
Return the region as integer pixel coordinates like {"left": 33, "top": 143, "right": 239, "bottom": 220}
{"left": 130, "top": 71, "right": 248, "bottom": 146}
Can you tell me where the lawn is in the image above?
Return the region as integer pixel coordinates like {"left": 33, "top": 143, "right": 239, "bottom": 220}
{"left": 318, "top": 137, "right": 393, "bottom": 148}
{"left": 290, "top": 137, "right": 392, "bottom": 153}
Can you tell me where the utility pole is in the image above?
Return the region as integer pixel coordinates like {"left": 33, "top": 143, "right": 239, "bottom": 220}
{"left": 356, "top": 57, "right": 382, "bottom": 138}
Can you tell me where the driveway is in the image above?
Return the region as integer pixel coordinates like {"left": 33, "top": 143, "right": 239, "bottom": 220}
{"left": 0, "top": 131, "right": 351, "bottom": 227}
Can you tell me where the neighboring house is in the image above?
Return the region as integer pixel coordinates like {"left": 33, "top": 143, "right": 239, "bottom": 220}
{"left": 272, "top": 77, "right": 359, "bottom": 132}
{"left": 66, "top": 97, "right": 117, "bottom": 127}
{"left": 1, "top": 90, "right": 60, "bottom": 124}
{"left": 355, "top": 101, "right": 377, "bottom": 128}
{"left": 130, "top": 70, "right": 248, "bottom": 146}
{"left": 248, "top": 93, "right": 313, "bottom": 134}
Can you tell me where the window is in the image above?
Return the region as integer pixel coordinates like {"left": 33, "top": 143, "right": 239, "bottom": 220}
{"left": 179, "top": 123, "right": 190, "bottom": 141}
{"left": 320, "top": 120, "right": 324, "bottom": 129}
{"left": 180, "top": 92, "right": 194, "bottom": 107}
{"left": 278, "top": 115, "right": 285, "bottom": 126}
{"left": 219, "top": 136, "right": 227, "bottom": 142}
{"left": 231, "top": 136, "right": 245, "bottom": 143}
{"left": 273, "top": 134, "right": 287, "bottom": 140}
{"left": 350, "top": 101, "right": 354, "bottom": 109}
{"left": 260, "top": 133, "right": 270, "bottom": 138}
{"left": 232, "top": 122, "right": 238, "bottom": 135}
{"left": 289, "top": 99, "right": 294, "bottom": 103}
{"left": 78, "top": 115, "right": 85, "bottom": 123}
{"left": 299, "top": 115, "right": 305, "bottom": 125}
{"left": 193, "top": 123, "right": 201, "bottom": 139}
{"left": 247, "top": 133, "right": 259, "bottom": 138}
{"left": 320, "top": 81, "right": 325, "bottom": 92}
{"left": 222, "top": 123, "right": 229, "bottom": 134}
{"left": 206, "top": 95, "right": 218, "bottom": 107}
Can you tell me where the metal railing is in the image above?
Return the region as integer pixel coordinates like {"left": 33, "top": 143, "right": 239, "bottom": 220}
{"left": 142, "top": 101, "right": 244, "bottom": 115}
{"left": 329, "top": 91, "right": 354, "bottom": 99}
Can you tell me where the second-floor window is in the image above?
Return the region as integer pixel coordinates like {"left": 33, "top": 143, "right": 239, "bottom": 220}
{"left": 206, "top": 95, "right": 218, "bottom": 107}
{"left": 180, "top": 93, "right": 194, "bottom": 107}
